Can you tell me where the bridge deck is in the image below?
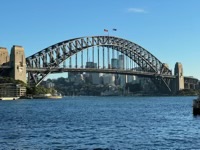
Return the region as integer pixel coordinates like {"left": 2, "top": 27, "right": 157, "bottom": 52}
{"left": 26, "top": 67, "right": 175, "bottom": 78}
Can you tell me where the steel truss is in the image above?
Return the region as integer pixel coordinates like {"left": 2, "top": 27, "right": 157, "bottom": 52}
{"left": 26, "top": 36, "right": 173, "bottom": 93}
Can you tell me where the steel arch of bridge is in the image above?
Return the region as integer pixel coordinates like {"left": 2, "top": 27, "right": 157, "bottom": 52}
{"left": 26, "top": 36, "right": 173, "bottom": 92}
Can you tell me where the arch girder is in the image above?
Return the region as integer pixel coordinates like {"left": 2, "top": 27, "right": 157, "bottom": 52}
{"left": 26, "top": 36, "right": 172, "bottom": 86}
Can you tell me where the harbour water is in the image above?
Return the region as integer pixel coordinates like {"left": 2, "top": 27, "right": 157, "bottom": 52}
{"left": 0, "top": 96, "right": 200, "bottom": 149}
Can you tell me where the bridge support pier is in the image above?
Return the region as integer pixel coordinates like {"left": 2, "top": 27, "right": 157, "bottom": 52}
{"left": 0, "top": 47, "right": 9, "bottom": 65}
{"left": 10, "top": 45, "right": 26, "bottom": 83}
{"left": 174, "top": 62, "right": 184, "bottom": 93}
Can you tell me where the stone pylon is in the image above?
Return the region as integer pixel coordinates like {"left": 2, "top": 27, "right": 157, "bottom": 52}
{"left": 0, "top": 47, "right": 9, "bottom": 65}
{"left": 10, "top": 45, "right": 26, "bottom": 83}
{"left": 174, "top": 62, "right": 184, "bottom": 92}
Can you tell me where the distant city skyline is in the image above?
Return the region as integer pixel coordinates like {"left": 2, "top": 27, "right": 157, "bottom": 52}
{"left": 1, "top": 0, "right": 200, "bottom": 79}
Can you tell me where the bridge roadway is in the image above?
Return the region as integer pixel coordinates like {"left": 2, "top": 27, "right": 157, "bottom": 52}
{"left": 0, "top": 65, "right": 175, "bottom": 78}
{"left": 26, "top": 67, "right": 175, "bottom": 79}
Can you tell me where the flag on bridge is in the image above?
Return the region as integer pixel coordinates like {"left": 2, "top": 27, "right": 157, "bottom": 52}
{"left": 113, "top": 28, "right": 117, "bottom": 31}
{"left": 104, "top": 29, "right": 108, "bottom": 32}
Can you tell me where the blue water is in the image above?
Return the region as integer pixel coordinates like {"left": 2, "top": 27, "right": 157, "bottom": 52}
{"left": 0, "top": 96, "right": 200, "bottom": 149}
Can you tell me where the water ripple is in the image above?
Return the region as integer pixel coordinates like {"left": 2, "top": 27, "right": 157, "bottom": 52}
{"left": 0, "top": 96, "right": 199, "bottom": 149}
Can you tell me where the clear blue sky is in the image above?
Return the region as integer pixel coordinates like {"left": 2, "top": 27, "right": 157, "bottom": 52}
{"left": 1, "top": 0, "right": 200, "bottom": 79}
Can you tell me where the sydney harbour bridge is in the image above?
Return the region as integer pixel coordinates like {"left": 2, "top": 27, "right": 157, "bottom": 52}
{"left": 0, "top": 36, "right": 198, "bottom": 94}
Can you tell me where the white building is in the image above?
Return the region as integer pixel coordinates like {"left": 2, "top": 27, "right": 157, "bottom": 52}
{"left": 46, "top": 82, "right": 55, "bottom": 88}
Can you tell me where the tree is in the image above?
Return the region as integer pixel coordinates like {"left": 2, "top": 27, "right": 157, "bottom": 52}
{"left": 125, "top": 83, "right": 142, "bottom": 92}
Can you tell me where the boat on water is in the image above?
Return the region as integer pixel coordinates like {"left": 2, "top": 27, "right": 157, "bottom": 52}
{"left": 33, "top": 93, "right": 62, "bottom": 99}
{"left": 193, "top": 96, "right": 200, "bottom": 115}
{"left": 0, "top": 97, "right": 20, "bottom": 100}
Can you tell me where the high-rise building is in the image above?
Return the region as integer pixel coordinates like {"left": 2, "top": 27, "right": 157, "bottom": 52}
{"left": 102, "top": 74, "right": 115, "bottom": 85}
{"left": 118, "top": 55, "right": 127, "bottom": 86}
{"left": 118, "top": 55, "right": 124, "bottom": 69}
{"left": 92, "top": 73, "right": 103, "bottom": 85}
{"left": 111, "top": 58, "right": 118, "bottom": 69}
{"left": 119, "top": 75, "right": 127, "bottom": 87}
{"left": 86, "top": 62, "right": 97, "bottom": 68}
{"left": 68, "top": 72, "right": 80, "bottom": 82}
{"left": 85, "top": 61, "right": 102, "bottom": 84}
{"left": 75, "top": 74, "right": 84, "bottom": 84}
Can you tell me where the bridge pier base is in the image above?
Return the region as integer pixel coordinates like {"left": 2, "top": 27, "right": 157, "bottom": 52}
{"left": 173, "top": 62, "right": 184, "bottom": 93}
{"left": 10, "top": 45, "right": 26, "bottom": 83}
{"left": 0, "top": 47, "right": 9, "bottom": 65}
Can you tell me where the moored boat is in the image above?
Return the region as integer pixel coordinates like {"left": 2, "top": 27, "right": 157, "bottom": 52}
{"left": 33, "top": 93, "right": 62, "bottom": 99}
{"left": 0, "top": 97, "right": 20, "bottom": 100}
{"left": 193, "top": 96, "right": 200, "bottom": 115}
